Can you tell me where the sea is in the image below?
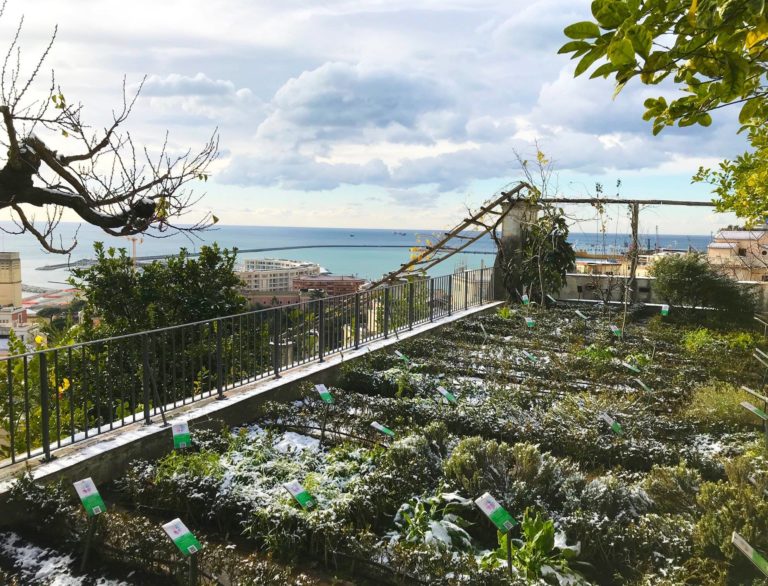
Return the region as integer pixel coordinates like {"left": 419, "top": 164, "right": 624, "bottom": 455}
{"left": 0, "top": 222, "right": 713, "bottom": 291}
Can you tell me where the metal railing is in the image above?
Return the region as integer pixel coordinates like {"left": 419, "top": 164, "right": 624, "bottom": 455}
{"left": 0, "top": 267, "right": 494, "bottom": 468}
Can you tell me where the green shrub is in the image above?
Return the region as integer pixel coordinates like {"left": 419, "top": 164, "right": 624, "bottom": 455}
{"left": 682, "top": 383, "right": 760, "bottom": 432}
{"left": 643, "top": 463, "right": 702, "bottom": 515}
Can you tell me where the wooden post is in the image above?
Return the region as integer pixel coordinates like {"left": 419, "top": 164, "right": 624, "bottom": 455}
{"left": 80, "top": 516, "right": 97, "bottom": 571}
{"left": 628, "top": 202, "right": 640, "bottom": 304}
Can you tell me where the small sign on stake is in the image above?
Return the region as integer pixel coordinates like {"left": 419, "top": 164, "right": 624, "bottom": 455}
{"left": 162, "top": 518, "right": 202, "bottom": 557}
{"left": 371, "top": 421, "right": 395, "bottom": 437}
{"left": 661, "top": 304, "right": 670, "bottom": 316}
{"left": 73, "top": 478, "right": 106, "bottom": 517}
{"left": 315, "top": 384, "right": 334, "bottom": 404}
{"left": 600, "top": 413, "right": 623, "bottom": 436}
{"left": 741, "top": 401, "right": 768, "bottom": 421}
{"left": 283, "top": 480, "right": 316, "bottom": 510}
{"left": 621, "top": 361, "right": 641, "bottom": 374}
{"left": 172, "top": 422, "right": 191, "bottom": 449}
{"left": 609, "top": 325, "right": 622, "bottom": 337}
{"left": 732, "top": 531, "right": 768, "bottom": 576}
{"left": 522, "top": 350, "right": 538, "bottom": 364}
{"left": 575, "top": 310, "right": 588, "bottom": 321}
{"left": 524, "top": 316, "right": 535, "bottom": 328}
{"left": 437, "top": 386, "right": 457, "bottom": 404}
{"left": 394, "top": 350, "right": 409, "bottom": 363}
{"left": 475, "top": 492, "right": 518, "bottom": 532}
{"left": 546, "top": 294, "right": 557, "bottom": 305}
{"left": 521, "top": 294, "right": 530, "bottom": 306}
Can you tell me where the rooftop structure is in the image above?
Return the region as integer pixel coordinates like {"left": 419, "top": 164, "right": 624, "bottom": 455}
{"left": 237, "top": 258, "right": 321, "bottom": 292}
{"left": 292, "top": 275, "right": 367, "bottom": 297}
{"left": 0, "top": 252, "right": 21, "bottom": 307}
{"left": 707, "top": 229, "right": 768, "bottom": 281}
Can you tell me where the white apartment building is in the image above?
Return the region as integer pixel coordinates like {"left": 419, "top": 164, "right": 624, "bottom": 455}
{"left": 237, "top": 259, "right": 321, "bottom": 292}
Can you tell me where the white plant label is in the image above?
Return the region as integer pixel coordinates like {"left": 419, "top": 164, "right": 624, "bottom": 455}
{"left": 732, "top": 532, "right": 768, "bottom": 576}
{"left": 172, "top": 422, "right": 191, "bottom": 449}
{"left": 437, "top": 386, "right": 457, "bottom": 404}
{"left": 474, "top": 492, "right": 517, "bottom": 532}
{"left": 162, "top": 518, "right": 202, "bottom": 556}
{"left": 371, "top": 421, "right": 395, "bottom": 437}
{"left": 315, "top": 384, "right": 334, "bottom": 404}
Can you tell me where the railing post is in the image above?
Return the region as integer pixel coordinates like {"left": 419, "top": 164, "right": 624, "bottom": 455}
{"left": 408, "top": 281, "right": 415, "bottom": 331}
{"left": 216, "top": 320, "right": 225, "bottom": 400}
{"left": 464, "top": 271, "right": 469, "bottom": 310}
{"left": 383, "top": 287, "right": 390, "bottom": 338}
{"left": 479, "top": 268, "right": 484, "bottom": 304}
{"left": 142, "top": 335, "right": 151, "bottom": 424}
{"left": 429, "top": 279, "right": 435, "bottom": 323}
{"left": 272, "top": 309, "right": 281, "bottom": 378}
{"left": 448, "top": 275, "right": 453, "bottom": 316}
{"left": 354, "top": 293, "right": 361, "bottom": 349}
{"left": 39, "top": 352, "right": 51, "bottom": 461}
{"left": 318, "top": 299, "right": 325, "bottom": 362}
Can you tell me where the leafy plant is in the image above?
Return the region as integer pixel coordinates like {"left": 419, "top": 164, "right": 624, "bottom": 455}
{"left": 497, "top": 305, "right": 514, "bottom": 320}
{"left": 389, "top": 491, "right": 473, "bottom": 552}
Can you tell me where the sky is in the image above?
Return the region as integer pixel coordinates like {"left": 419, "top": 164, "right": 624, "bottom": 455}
{"left": 0, "top": 0, "right": 746, "bottom": 235}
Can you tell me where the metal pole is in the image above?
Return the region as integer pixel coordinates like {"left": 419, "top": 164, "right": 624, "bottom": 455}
{"left": 272, "top": 309, "right": 281, "bottom": 378}
{"left": 142, "top": 336, "right": 151, "bottom": 424}
{"left": 408, "top": 282, "right": 415, "bottom": 330}
{"left": 464, "top": 271, "right": 469, "bottom": 310}
{"left": 39, "top": 352, "right": 51, "bottom": 461}
{"left": 448, "top": 275, "right": 453, "bottom": 316}
{"left": 479, "top": 268, "right": 485, "bottom": 304}
{"left": 506, "top": 530, "right": 513, "bottom": 579}
{"left": 215, "top": 320, "right": 224, "bottom": 400}
{"left": 354, "top": 293, "right": 361, "bottom": 349}
{"left": 429, "top": 279, "right": 435, "bottom": 322}
{"left": 383, "top": 288, "right": 390, "bottom": 338}
{"left": 318, "top": 299, "right": 325, "bottom": 362}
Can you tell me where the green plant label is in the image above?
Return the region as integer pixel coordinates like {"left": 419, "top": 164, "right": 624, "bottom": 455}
{"left": 314, "top": 384, "right": 334, "bottom": 404}
{"left": 475, "top": 492, "right": 518, "bottom": 532}
{"left": 633, "top": 378, "right": 651, "bottom": 393}
{"left": 522, "top": 294, "right": 530, "bottom": 305}
{"left": 741, "top": 401, "right": 768, "bottom": 421}
{"left": 394, "top": 350, "right": 409, "bottom": 363}
{"left": 600, "top": 413, "right": 623, "bottom": 435}
{"left": 575, "top": 310, "right": 588, "bottom": 320}
{"left": 172, "top": 422, "right": 191, "bottom": 449}
{"left": 621, "top": 361, "right": 640, "bottom": 373}
{"left": 546, "top": 294, "right": 557, "bottom": 304}
{"left": 661, "top": 304, "right": 669, "bottom": 316}
{"left": 732, "top": 532, "right": 768, "bottom": 576}
{"left": 437, "top": 386, "right": 457, "bottom": 404}
{"left": 162, "top": 518, "right": 202, "bottom": 557}
{"left": 523, "top": 350, "right": 537, "bottom": 363}
{"left": 610, "top": 325, "right": 622, "bottom": 337}
{"left": 525, "top": 317, "right": 535, "bottom": 328}
{"left": 371, "top": 421, "right": 395, "bottom": 437}
{"left": 283, "top": 480, "right": 316, "bottom": 510}
{"left": 73, "top": 478, "right": 106, "bottom": 517}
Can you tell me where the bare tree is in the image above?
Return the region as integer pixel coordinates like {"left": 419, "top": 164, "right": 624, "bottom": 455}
{"left": 0, "top": 2, "right": 218, "bottom": 253}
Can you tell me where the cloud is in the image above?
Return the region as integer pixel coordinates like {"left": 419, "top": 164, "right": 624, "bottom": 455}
{"left": 142, "top": 73, "right": 252, "bottom": 98}
{"left": 387, "top": 188, "right": 442, "bottom": 208}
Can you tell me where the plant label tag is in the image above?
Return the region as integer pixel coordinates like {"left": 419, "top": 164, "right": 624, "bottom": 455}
{"left": 283, "top": 480, "right": 316, "bottom": 510}
{"left": 73, "top": 478, "right": 106, "bottom": 517}
{"left": 521, "top": 294, "right": 530, "bottom": 305}
{"left": 525, "top": 317, "right": 535, "bottom": 328}
{"left": 172, "top": 422, "right": 191, "bottom": 449}
{"left": 522, "top": 351, "right": 538, "bottom": 363}
{"left": 575, "top": 310, "right": 588, "bottom": 321}
{"left": 633, "top": 378, "right": 651, "bottom": 393}
{"left": 475, "top": 492, "right": 518, "bottom": 532}
{"left": 394, "top": 350, "right": 409, "bottom": 363}
{"left": 610, "top": 325, "right": 621, "bottom": 337}
{"left": 162, "top": 518, "right": 202, "bottom": 557}
{"left": 371, "top": 421, "right": 395, "bottom": 437}
{"left": 621, "top": 361, "right": 640, "bottom": 373}
{"left": 600, "top": 413, "right": 623, "bottom": 435}
{"left": 437, "top": 386, "right": 457, "bottom": 404}
{"left": 741, "top": 401, "right": 768, "bottom": 421}
{"left": 546, "top": 295, "right": 557, "bottom": 305}
{"left": 732, "top": 532, "right": 768, "bottom": 576}
{"left": 315, "top": 384, "right": 334, "bottom": 404}
{"left": 661, "top": 304, "right": 669, "bottom": 316}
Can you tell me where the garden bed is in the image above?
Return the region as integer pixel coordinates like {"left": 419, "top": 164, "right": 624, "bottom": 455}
{"left": 4, "top": 304, "right": 768, "bottom": 585}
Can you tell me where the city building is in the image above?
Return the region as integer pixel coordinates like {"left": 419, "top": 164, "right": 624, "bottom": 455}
{"left": 0, "top": 252, "right": 22, "bottom": 307}
{"left": 707, "top": 229, "right": 768, "bottom": 281}
{"left": 237, "top": 259, "right": 321, "bottom": 292}
{"left": 292, "top": 275, "right": 367, "bottom": 297}
{"left": 242, "top": 291, "right": 301, "bottom": 307}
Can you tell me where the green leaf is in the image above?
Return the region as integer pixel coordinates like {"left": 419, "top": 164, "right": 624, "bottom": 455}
{"left": 558, "top": 40, "right": 591, "bottom": 55}
{"left": 590, "top": 62, "right": 618, "bottom": 78}
{"left": 607, "top": 38, "right": 635, "bottom": 66}
{"left": 574, "top": 48, "right": 604, "bottom": 77}
{"left": 564, "top": 21, "right": 601, "bottom": 39}
{"left": 591, "top": 0, "right": 631, "bottom": 28}
{"left": 626, "top": 24, "right": 652, "bottom": 59}
{"left": 739, "top": 99, "right": 761, "bottom": 124}
{"left": 212, "top": 215, "right": 220, "bottom": 224}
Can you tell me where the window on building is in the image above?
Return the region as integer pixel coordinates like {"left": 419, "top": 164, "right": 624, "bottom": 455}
{"left": 738, "top": 248, "right": 747, "bottom": 257}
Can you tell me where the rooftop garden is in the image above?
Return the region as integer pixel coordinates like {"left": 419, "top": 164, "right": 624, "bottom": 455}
{"left": 2, "top": 302, "right": 767, "bottom": 585}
